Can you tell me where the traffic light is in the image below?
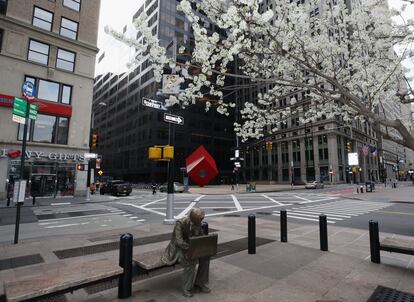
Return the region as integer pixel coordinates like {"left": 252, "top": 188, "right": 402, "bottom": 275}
{"left": 91, "top": 134, "right": 98, "bottom": 149}
{"left": 265, "top": 141, "right": 273, "bottom": 150}
{"left": 346, "top": 141, "right": 352, "bottom": 153}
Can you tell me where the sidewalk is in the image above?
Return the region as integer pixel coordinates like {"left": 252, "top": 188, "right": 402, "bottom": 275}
{"left": 343, "top": 183, "right": 414, "bottom": 203}
{"left": 188, "top": 184, "right": 308, "bottom": 195}
{"left": 0, "top": 216, "right": 413, "bottom": 301}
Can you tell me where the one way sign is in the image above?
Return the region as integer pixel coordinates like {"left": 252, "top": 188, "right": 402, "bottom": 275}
{"left": 164, "top": 113, "right": 184, "bottom": 125}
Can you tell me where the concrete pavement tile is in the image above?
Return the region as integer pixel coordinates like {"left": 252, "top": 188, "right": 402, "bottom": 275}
{"left": 331, "top": 246, "right": 370, "bottom": 260}
{"left": 397, "top": 268, "right": 414, "bottom": 293}
{"left": 241, "top": 279, "right": 324, "bottom": 302}
{"left": 220, "top": 242, "right": 322, "bottom": 280}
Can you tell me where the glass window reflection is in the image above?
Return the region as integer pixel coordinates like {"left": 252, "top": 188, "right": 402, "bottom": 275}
{"left": 33, "top": 114, "right": 57, "bottom": 143}
{"left": 57, "top": 117, "right": 69, "bottom": 144}
{"left": 38, "top": 79, "right": 59, "bottom": 102}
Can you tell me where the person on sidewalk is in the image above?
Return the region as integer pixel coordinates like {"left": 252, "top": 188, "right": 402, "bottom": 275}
{"left": 161, "top": 208, "right": 211, "bottom": 297}
{"left": 152, "top": 183, "right": 157, "bottom": 195}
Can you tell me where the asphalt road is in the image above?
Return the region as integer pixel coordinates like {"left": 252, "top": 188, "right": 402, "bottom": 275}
{"left": 0, "top": 185, "right": 413, "bottom": 243}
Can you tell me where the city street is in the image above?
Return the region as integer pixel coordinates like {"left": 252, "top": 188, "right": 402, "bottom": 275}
{"left": 1, "top": 184, "right": 413, "bottom": 243}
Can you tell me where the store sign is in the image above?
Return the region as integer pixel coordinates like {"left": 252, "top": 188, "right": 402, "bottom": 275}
{"left": 348, "top": 152, "right": 359, "bottom": 166}
{"left": 0, "top": 149, "right": 85, "bottom": 161}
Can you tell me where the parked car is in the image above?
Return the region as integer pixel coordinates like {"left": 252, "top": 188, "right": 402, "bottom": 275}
{"left": 159, "top": 182, "right": 185, "bottom": 193}
{"left": 305, "top": 181, "right": 324, "bottom": 189}
{"left": 100, "top": 180, "right": 132, "bottom": 196}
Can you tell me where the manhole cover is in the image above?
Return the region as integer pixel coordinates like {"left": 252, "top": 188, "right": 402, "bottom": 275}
{"left": 367, "top": 286, "right": 414, "bottom": 302}
{"left": 256, "top": 212, "right": 271, "bottom": 215}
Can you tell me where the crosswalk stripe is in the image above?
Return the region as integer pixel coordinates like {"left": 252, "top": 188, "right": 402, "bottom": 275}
{"left": 285, "top": 212, "right": 344, "bottom": 220}
{"left": 287, "top": 209, "right": 352, "bottom": 218}
{"left": 272, "top": 213, "right": 336, "bottom": 224}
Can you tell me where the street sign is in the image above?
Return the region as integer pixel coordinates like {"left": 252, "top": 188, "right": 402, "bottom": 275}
{"left": 22, "top": 81, "right": 36, "bottom": 100}
{"left": 13, "top": 180, "right": 26, "bottom": 203}
{"left": 84, "top": 153, "right": 98, "bottom": 159}
{"left": 13, "top": 97, "right": 27, "bottom": 118}
{"left": 164, "top": 113, "right": 184, "bottom": 125}
{"left": 142, "top": 97, "right": 167, "bottom": 111}
{"left": 12, "top": 114, "right": 25, "bottom": 124}
{"left": 29, "top": 103, "right": 38, "bottom": 120}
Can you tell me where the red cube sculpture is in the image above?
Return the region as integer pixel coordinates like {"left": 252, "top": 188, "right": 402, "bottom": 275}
{"left": 186, "top": 146, "right": 218, "bottom": 187}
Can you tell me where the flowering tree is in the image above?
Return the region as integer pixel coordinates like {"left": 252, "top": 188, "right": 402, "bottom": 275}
{"left": 106, "top": 0, "right": 414, "bottom": 149}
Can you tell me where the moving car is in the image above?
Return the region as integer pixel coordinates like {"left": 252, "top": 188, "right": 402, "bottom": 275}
{"left": 159, "top": 182, "right": 185, "bottom": 193}
{"left": 305, "top": 181, "right": 324, "bottom": 189}
{"left": 100, "top": 180, "right": 132, "bottom": 196}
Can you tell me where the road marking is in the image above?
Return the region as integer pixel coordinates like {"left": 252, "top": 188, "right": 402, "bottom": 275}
{"left": 136, "top": 219, "right": 146, "bottom": 222}
{"left": 262, "top": 194, "right": 283, "bottom": 205}
{"left": 118, "top": 202, "right": 166, "bottom": 216}
{"left": 272, "top": 213, "right": 336, "bottom": 224}
{"left": 176, "top": 202, "right": 197, "bottom": 219}
{"left": 51, "top": 202, "right": 71, "bottom": 206}
{"left": 294, "top": 195, "right": 311, "bottom": 202}
{"left": 195, "top": 195, "right": 205, "bottom": 201}
{"left": 231, "top": 195, "right": 243, "bottom": 211}
{"left": 123, "top": 214, "right": 133, "bottom": 217}
{"left": 130, "top": 216, "right": 138, "bottom": 219}
{"left": 205, "top": 204, "right": 289, "bottom": 217}
{"left": 142, "top": 198, "right": 167, "bottom": 207}
{"left": 38, "top": 212, "right": 123, "bottom": 222}
{"left": 45, "top": 223, "right": 80, "bottom": 229}
{"left": 376, "top": 211, "right": 414, "bottom": 216}
{"left": 290, "top": 209, "right": 353, "bottom": 218}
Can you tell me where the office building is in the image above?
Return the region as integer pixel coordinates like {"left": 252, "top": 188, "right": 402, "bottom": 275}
{"left": 93, "top": 0, "right": 234, "bottom": 184}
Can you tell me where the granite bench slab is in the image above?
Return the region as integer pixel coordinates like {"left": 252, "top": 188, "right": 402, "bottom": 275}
{"left": 381, "top": 237, "right": 414, "bottom": 255}
{"left": 4, "top": 258, "right": 123, "bottom": 302}
{"left": 133, "top": 249, "right": 174, "bottom": 271}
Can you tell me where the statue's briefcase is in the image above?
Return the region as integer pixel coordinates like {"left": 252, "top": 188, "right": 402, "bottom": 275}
{"left": 187, "top": 233, "right": 218, "bottom": 260}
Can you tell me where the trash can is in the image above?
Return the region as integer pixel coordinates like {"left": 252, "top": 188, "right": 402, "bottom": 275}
{"left": 251, "top": 182, "right": 256, "bottom": 192}
{"left": 365, "top": 182, "right": 373, "bottom": 193}
{"left": 246, "top": 183, "right": 251, "bottom": 192}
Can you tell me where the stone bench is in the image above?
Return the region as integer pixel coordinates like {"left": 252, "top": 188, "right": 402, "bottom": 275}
{"left": 380, "top": 237, "right": 414, "bottom": 256}
{"left": 369, "top": 221, "right": 414, "bottom": 264}
{"left": 134, "top": 234, "right": 218, "bottom": 273}
{"left": 4, "top": 258, "right": 123, "bottom": 302}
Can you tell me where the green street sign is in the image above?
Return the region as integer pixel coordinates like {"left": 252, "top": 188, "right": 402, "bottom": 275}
{"left": 29, "top": 103, "right": 38, "bottom": 120}
{"left": 13, "top": 98, "right": 27, "bottom": 118}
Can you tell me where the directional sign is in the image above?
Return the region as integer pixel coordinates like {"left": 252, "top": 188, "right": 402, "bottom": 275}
{"left": 164, "top": 113, "right": 184, "bottom": 125}
{"left": 13, "top": 97, "right": 27, "bottom": 118}
{"left": 142, "top": 97, "right": 167, "bottom": 111}
{"left": 12, "top": 114, "right": 26, "bottom": 124}
{"left": 29, "top": 103, "right": 38, "bottom": 120}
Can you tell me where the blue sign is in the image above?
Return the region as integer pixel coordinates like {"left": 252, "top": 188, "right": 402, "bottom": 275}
{"left": 22, "top": 81, "right": 36, "bottom": 100}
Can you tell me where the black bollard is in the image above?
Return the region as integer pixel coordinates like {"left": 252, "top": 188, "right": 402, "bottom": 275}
{"left": 7, "top": 197, "right": 10, "bottom": 207}
{"left": 248, "top": 215, "right": 256, "bottom": 254}
{"left": 280, "top": 210, "right": 287, "bottom": 242}
{"left": 319, "top": 215, "right": 328, "bottom": 251}
{"left": 201, "top": 221, "right": 209, "bottom": 235}
{"left": 118, "top": 233, "right": 133, "bottom": 299}
{"left": 32, "top": 196, "right": 36, "bottom": 206}
{"left": 369, "top": 220, "right": 380, "bottom": 263}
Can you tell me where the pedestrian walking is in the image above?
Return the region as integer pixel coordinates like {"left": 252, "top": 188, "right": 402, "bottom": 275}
{"left": 152, "top": 183, "right": 157, "bottom": 195}
{"left": 231, "top": 183, "right": 234, "bottom": 190}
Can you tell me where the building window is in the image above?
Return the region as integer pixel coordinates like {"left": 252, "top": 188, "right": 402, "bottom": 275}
{"left": 25, "top": 76, "right": 72, "bottom": 105}
{"left": 56, "top": 48, "right": 75, "bottom": 71}
{"left": 28, "top": 39, "right": 50, "bottom": 65}
{"left": 63, "top": 0, "right": 80, "bottom": 11}
{"left": 60, "top": 17, "right": 78, "bottom": 40}
{"left": 0, "top": 0, "right": 8, "bottom": 15}
{"left": 32, "top": 6, "right": 53, "bottom": 31}
{"left": 0, "top": 28, "right": 3, "bottom": 52}
{"left": 18, "top": 114, "right": 69, "bottom": 145}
